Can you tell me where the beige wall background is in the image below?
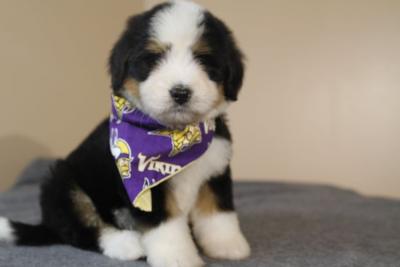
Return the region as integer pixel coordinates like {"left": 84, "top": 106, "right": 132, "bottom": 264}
{"left": 1, "top": 0, "right": 400, "bottom": 198}
{"left": 0, "top": 0, "right": 144, "bottom": 190}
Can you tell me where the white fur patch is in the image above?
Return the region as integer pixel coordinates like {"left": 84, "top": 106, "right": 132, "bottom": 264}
{"left": 170, "top": 137, "right": 232, "bottom": 214}
{"left": 191, "top": 212, "right": 250, "bottom": 260}
{"left": 99, "top": 227, "right": 144, "bottom": 261}
{"left": 0, "top": 217, "right": 15, "bottom": 243}
{"left": 142, "top": 216, "right": 204, "bottom": 267}
{"left": 151, "top": 0, "right": 204, "bottom": 46}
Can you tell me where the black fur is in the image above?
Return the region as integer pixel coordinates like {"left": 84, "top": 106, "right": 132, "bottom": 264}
{"left": 11, "top": 222, "right": 61, "bottom": 246}
{"left": 207, "top": 167, "right": 235, "bottom": 211}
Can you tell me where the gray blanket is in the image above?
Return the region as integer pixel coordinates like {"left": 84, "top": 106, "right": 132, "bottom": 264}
{"left": 0, "top": 159, "right": 399, "bottom": 267}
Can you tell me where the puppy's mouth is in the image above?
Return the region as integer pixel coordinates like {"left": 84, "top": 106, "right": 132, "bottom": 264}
{"left": 156, "top": 105, "right": 202, "bottom": 129}
{"left": 123, "top": 91, "right": 208, "bottom": 129}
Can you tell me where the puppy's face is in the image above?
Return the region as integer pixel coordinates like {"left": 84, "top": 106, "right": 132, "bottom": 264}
{"left": 110, "top": 1, "right": 244, "bottom": 128}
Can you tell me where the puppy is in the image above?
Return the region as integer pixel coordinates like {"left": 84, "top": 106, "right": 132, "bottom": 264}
{"left": 0, "top": 1, "right": 250, "bottom": 266}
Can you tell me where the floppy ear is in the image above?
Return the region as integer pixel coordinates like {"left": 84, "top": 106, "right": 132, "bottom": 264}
{"left": 206, "top": 13, "right": 245, "bottom": 102}
{"left": 223, "top": 44, "right": 244, "bottom": 101}
{"left": 108, "top": 14, "right": 147, "bottom": 92}
{"left": 109, "top": 35, "right": 131, "bottom": 92}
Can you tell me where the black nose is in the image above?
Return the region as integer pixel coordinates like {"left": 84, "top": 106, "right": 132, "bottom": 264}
{"left": 169, "top": 85, "right": 192, "bottom": 105}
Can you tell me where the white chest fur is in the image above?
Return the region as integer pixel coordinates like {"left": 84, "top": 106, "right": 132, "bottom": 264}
{"left": 169, "top": 137, "right": 232, "bottom": 214}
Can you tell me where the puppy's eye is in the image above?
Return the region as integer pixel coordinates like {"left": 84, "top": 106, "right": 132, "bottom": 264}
{"left": 194, "top": 54, "right": 214, "bottom": 65}
{"left": 195, "top": 54, "right": 222, "bottom": 70}
{"left": 129, "top": 52, "right": 163, "bottom": 81}
{"left": 194, "top": 54, "right": 222, "bottom": 82}
{"left": 207, "top": 68, "right": 223, "bottom": 82}
{"left": 139, "top": 52, "right": 162, "bottom": 67}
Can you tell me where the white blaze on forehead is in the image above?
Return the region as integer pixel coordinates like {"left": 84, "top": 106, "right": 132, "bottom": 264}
{"left": 150, "top": 0, "right": 205, "bottom": 47}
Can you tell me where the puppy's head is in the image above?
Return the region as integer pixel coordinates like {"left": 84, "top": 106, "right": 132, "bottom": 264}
{"left": 109, "top": 0, "right": 244, "bottom": 128}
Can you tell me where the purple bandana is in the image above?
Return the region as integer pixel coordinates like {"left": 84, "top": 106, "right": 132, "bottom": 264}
{"left": 109, "top": 95, "right": 215, "bottom": 212}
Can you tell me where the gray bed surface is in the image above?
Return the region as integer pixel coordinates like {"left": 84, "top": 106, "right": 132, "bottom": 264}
{"left": 0, "top": 159, "right": 399, "bottom": 267}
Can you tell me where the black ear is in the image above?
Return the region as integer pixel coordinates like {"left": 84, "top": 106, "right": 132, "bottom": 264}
{"left": 109, "top": 34, "right": 130, "bottom": 92}
{"left": 109, "top": 14, "right": 144, "bottom": 92}
{"left": 223, "top": 44, "right": 244, "bottom": 101}
{"left": 204, "top": 12, "right": 245, "bottom": 101}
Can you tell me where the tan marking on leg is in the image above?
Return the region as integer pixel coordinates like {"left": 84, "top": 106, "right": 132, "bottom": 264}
{"left": 71, "top": 188, "right": 108, "bottom": 229}
{"left": 165, "top": 187, "right": 182, "bottom": 218}
{"left": 194, "top": 183, "right": 218, "bottom": 215}
{"left": 146, "top": 39, "right": 169, "bottom": 54}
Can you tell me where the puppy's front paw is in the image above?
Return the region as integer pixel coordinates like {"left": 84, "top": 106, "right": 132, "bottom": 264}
{"left": 193, "top": 212, "right": 251, "bottom": 260}
{"left": 143, "top": 217, "right": 204, "bottom": 267}
{"left": 99, "top": 228, "right": 144, "bottom": 261}
{"left": 201, "top": 230, "right": 250, "bottom": 260}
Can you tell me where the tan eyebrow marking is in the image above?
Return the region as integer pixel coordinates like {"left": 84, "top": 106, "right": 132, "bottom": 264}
{"left": 146, "top": 39, "right": 170, "bottom": 54}
{"left": 192, "top": 38, "right": 212, "bottom": 55}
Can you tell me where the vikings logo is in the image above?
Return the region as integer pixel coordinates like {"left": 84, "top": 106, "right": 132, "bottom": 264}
{"left": 112, "top": 95, "right": 135, "bottom": 122}
{"left": 110, "top": 129, "right": 133, "bottom": 179}
{"left": 151, "top": 125, "right": 202, "bottom": 157}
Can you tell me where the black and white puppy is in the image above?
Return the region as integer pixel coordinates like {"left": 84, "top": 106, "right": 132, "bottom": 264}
{"left": 0, "top": 1, "right": 250, "bottom": 266}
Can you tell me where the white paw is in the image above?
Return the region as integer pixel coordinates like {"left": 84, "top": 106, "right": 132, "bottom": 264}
{"left": 192, "top": 212, "right": 251, "bottom": 260}
{"left": 99, "top": 228, "right": 144, "bottom": 261}
{"left": 0, "top": 217, "right": 15, "bottom": 243}
{"left": 143, "top": 217, "right": 204, "bottom": 267}
{"left": 201, "top": 230, "right": 250, "bottom": 260}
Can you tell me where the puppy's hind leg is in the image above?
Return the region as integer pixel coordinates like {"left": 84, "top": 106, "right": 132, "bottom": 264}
{"left": 70, "top": 188, "right": 144, "bottom": 261}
